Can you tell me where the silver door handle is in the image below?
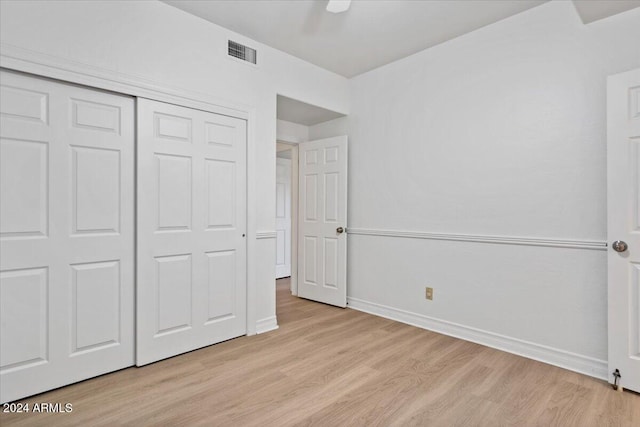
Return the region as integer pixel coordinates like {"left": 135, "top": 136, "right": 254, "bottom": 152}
{"left": 612, "top": 240, "right": 628, "bottom": 252}
{"left": 336, "top": 227, "right": 345, "bottom": 234}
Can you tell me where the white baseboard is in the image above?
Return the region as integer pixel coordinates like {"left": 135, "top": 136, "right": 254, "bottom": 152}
{"left": 347, "top": 296, "right": 608, "bottom": 381}
{"left": 255, "top": 316, "right": 279, "bottom": 334}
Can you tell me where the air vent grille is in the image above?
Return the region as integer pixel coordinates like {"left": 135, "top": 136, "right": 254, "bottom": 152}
{"left": 228, "top": 40, "right": 257, "bottom": 65}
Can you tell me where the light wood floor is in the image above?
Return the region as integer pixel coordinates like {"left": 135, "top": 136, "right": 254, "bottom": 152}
{"left": 2, "top": 278, "right": 638, "bottom": 426}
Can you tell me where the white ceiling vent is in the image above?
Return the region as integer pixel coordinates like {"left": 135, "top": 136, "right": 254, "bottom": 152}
{"left": 228, "top": 40, "right": 257, "bottom": 65}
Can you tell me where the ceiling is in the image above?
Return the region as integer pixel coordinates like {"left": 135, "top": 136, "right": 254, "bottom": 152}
{"left": 165, "top": 0, "right": 548, "bottom": 78}
{"left": 277, "top": 95, "right": 345, "bottom": 126}
{"left": 164, "top": 0, "right": 640, "bottom": 78}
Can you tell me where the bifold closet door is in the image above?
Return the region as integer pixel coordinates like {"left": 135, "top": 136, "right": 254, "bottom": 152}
{"left": 0, "top": 70, "right": 135, "bottom": 403}
{"left": 136, "top": 99, "right": 247, "bottom": 366}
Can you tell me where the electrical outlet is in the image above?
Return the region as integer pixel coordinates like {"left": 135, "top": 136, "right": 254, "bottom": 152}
{"left": 425, "top": 287, "right": 433, "bottom": 300}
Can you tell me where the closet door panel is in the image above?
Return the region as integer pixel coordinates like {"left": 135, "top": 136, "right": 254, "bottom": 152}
{"left": 136, "top": 99, "right": 247, "bottom": 366}
{"left": 0, "top": 70, "right": 134, "bottom": 403}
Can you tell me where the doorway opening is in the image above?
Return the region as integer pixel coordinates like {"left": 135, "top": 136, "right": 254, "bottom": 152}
{"left": 276, "top": 141, "right": 297, "bottom": 283}
{"left": 274, "top": 95, "right": 347, "bottom": 315}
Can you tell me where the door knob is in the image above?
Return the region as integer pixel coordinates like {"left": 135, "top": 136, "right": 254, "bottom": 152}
{"left": 612, "top": 240, "right": 628, "bottom": 252}
{"left": 336, "top": 227, "right": 345, "bottom": 234}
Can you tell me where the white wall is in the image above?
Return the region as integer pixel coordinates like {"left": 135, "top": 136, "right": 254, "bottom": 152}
{"left": 309, "top": 117, "right": 349, "bottom": 141}
{"left": 276, "top": 119, "right": 309, "bottom": 143}
{"left": 0, "top": 0, "right": 349, "bottom": 332}
{"left": 345, "top": 0, "right": 640, "bottom": 376}
{"left": 4, "top": 0, "right": 639, "bottom": 378}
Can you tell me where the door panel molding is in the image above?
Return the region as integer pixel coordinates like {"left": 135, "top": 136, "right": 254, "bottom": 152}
{"left": 256, "top": 231, "right": 277, "bottom": 239}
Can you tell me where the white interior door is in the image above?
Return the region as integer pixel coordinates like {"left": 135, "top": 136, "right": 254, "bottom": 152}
{"left": 137, "top": 98, "right": 247, "bottom": 366}
{"left": 276, "top": 157, "right": 292, "bottom": 278}
{"left": 0, "top": 70, "right": 135, "bottom": 402}
{"left": 608, "top": 68, "right": 640, "bottom": 393}
{"left": 298, "top": 136, "right": 348, "bottom": 307}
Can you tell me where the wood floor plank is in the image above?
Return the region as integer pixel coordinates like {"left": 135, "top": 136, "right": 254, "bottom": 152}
{"left": 533, "top": 380, "right": 596, "bottom": 426}
{"left": 0, "top": 278, "right": 637, "bottom": 426}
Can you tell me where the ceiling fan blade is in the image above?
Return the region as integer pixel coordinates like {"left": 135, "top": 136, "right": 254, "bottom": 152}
{"left": 326, "top": 0, "right": 351, "bottom": 14}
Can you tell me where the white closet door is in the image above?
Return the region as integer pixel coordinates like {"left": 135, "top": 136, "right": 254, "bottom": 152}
{"left": 276, "top": 157, "right": 292, "bottom": 278}
{"left": 136, "top": 99, "right": 247, "bottom": 366}
{"left": 0, "top": 70, "right": 135, "bottom": 403}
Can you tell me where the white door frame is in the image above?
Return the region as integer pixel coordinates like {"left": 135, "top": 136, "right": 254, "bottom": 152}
{"left": 0, "top": 47, "right": 260, "bottom": 336}
{"left": 276, "top": 141, "right": 299, "bottom": 295}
